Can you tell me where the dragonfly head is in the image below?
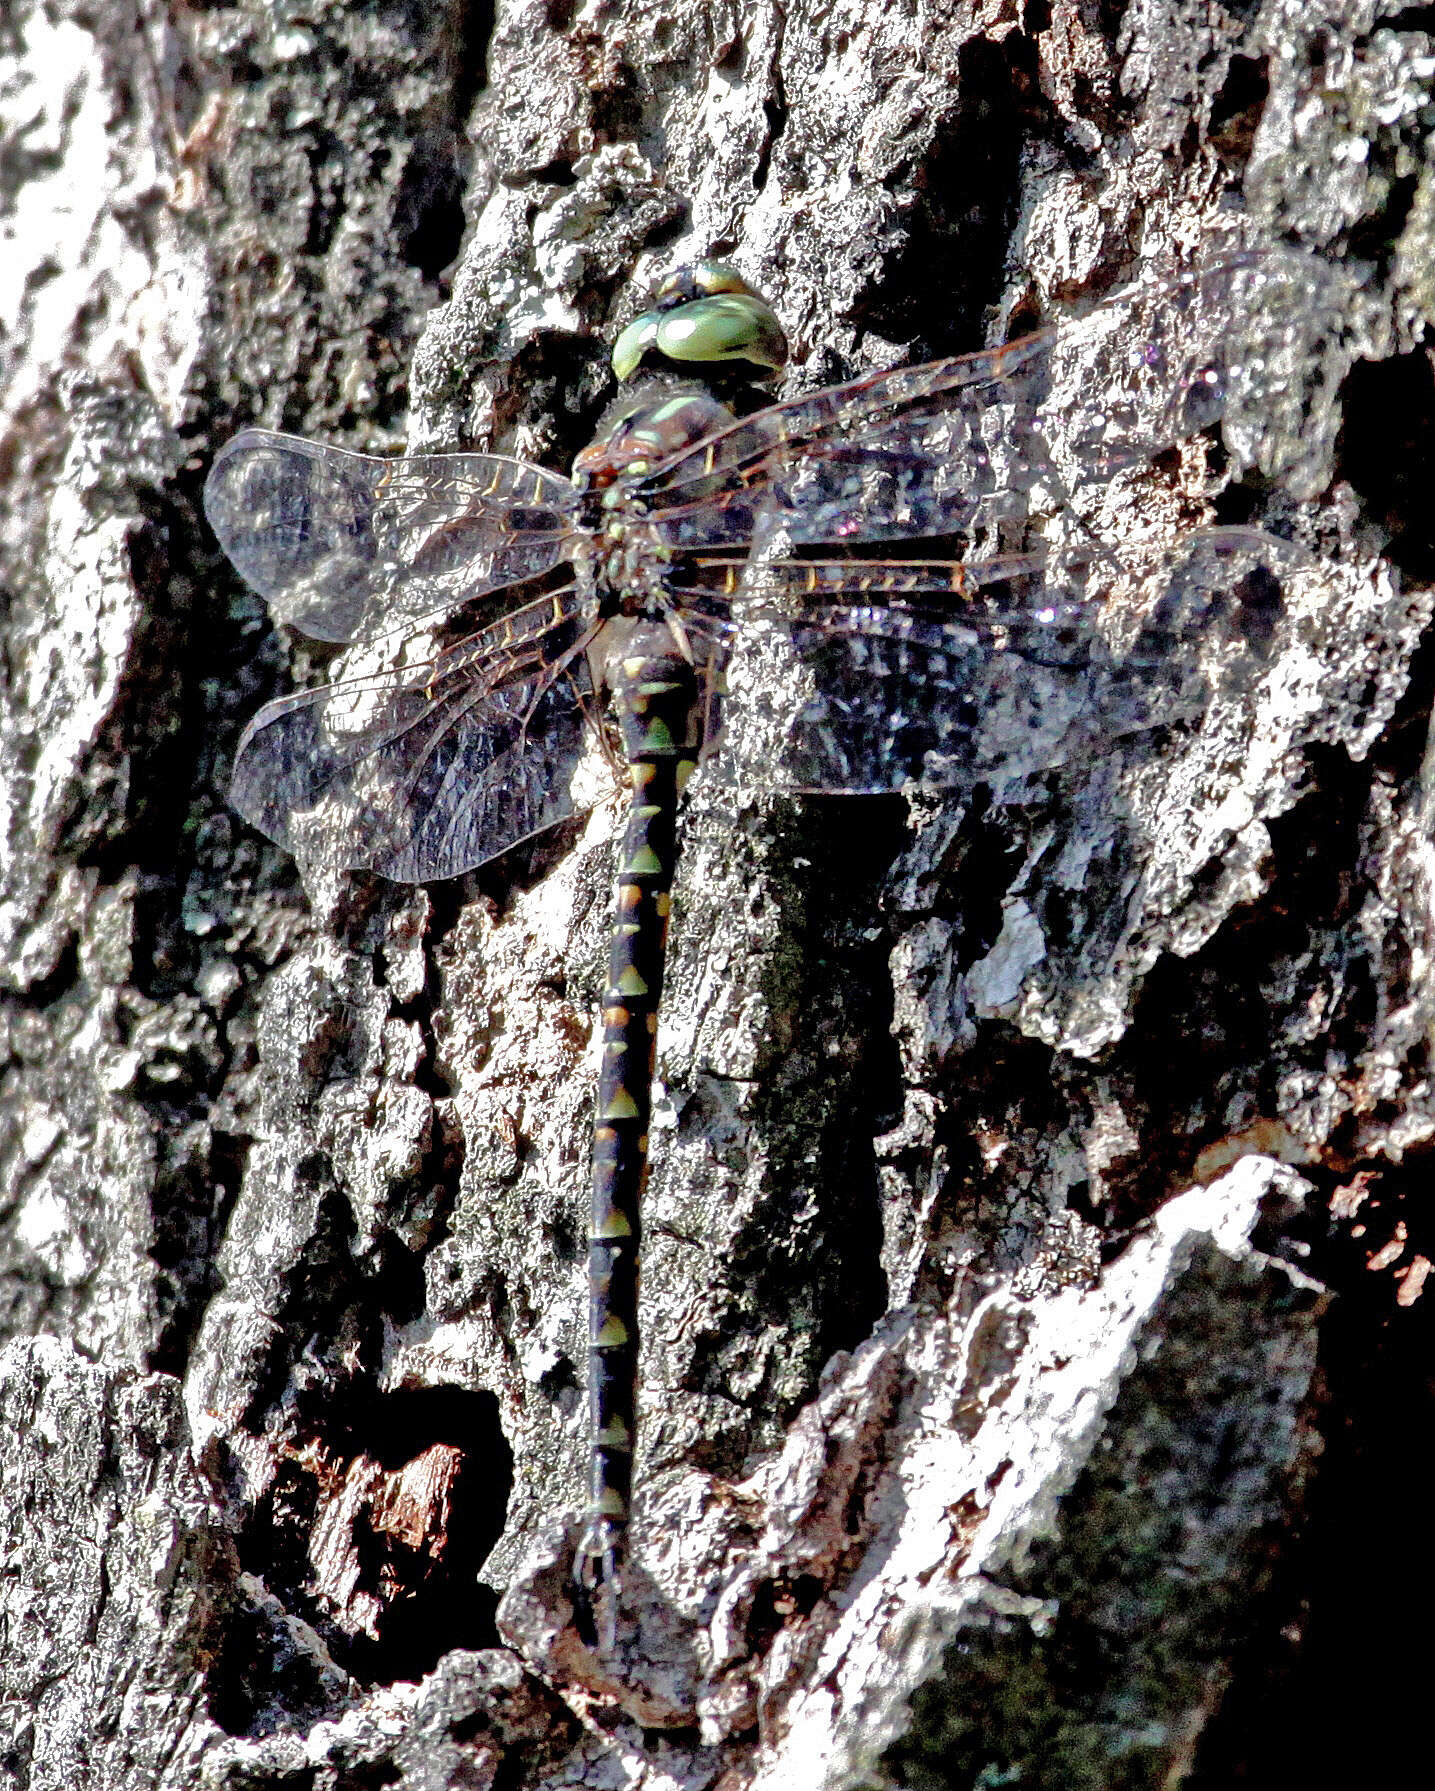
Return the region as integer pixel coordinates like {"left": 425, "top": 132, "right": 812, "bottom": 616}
{"left": 611, "top": 261, "right": 786, "bottom": 383}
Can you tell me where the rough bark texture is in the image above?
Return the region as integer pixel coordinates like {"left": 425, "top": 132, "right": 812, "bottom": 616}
{"left": 2, "top": 0, "right": 1433, "bottom": 1785}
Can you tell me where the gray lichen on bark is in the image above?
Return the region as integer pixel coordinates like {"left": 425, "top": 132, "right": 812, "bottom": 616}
{"left": 2, "top": 0, "right": 1433, "bottom": 1786}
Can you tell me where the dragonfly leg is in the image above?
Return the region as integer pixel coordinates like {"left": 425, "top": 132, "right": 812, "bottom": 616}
{"left": 509, "top": 620, "right": 606, "bottom": 761}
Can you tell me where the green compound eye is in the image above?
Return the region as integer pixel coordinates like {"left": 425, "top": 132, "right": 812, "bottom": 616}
{"left": 611, "top": 308, "right": 664, "bottom": 381}
{"left": 611, "top": 269, "right": 787, "bottom": 380}
{"left": 658, "top": 293, "right": 786, "bottom": 370}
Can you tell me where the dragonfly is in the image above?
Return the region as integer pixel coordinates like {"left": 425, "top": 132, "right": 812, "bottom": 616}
{"left": 205, "top": 249, "right": 1314, "bottom": 1633}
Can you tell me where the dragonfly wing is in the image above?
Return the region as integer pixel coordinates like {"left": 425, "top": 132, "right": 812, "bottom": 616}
{"left": 638, "top": 249, "right": 1350, "bottom": 549}
{"left": 230, "top": 600, "right": 597, "bottom": 880}
{"left": 206, "top": 428, "right": 579, "bottom": 643}
{"left": 674, "top": 529, "right": 1293, "bottom": 668}
{"left": 696, "top": 530, "right": 1309, "bottom": 793}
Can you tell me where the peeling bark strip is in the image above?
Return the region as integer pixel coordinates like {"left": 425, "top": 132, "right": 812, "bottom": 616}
{"left": 3, "top": 0, "right": 1435, "bottom": 1786}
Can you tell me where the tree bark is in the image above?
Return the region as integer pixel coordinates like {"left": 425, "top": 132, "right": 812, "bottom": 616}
{"left": 2, "top": 0, "right": 1432, "bottom": 1785}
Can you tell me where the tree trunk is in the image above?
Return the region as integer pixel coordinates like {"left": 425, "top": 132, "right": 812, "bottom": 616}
{"left": 2, "top": 0, "right": 1432, "bottom": 1785}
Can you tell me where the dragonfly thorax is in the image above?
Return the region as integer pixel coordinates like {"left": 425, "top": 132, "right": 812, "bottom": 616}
{"left": 575, "top": 385, "right": 743, "bottom": 623}
{"left": 573, "top": 387, "right": 737, "bottom": 488}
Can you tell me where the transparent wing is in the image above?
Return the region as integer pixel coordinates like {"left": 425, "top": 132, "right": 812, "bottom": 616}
{"left": 635, "top": 249, "right": 1348, "bottom": 550}
{"left": 672, "top": 529, "right": 1289, "bottom": 667}
{"left": 687, "top": 529, "right": 1307, "bottom": 793}
{"left": 230, "top": 590, "right": 597, "bottom": 880}
{"left": 668, "top": 546, "right": 1156, "bottom": 667}
{"left": 205, "top": 427, "right": 580, "bottom": 643}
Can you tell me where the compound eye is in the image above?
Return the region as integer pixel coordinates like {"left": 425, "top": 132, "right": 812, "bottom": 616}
{"left": 611, "top": 266, "right": 786, "bottom": 381}
{"left": 611, "top": 308, "right": 665, "bottom": 381}
{"left": 654, "top": 293, "right": 786, "bottom": 373}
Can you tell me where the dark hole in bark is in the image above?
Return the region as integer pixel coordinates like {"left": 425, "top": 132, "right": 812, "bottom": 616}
{"left": 1349, "top": 173, "right": 1418, "bottom": 262}
{"left": 217, "top": 1382, "right": 512, "bottom": 1727}
{"left": 1189, "top": 1143, "right": 1435, "bottom": 1784}
{"left": 746, "top": 1571, "right": 825, "bottom": 1659}
{"left": 394, "top": 0, "right": 492, "bottom": 279}
{"left": 854, "top": 33, "right": 1039, "bottom": 354}
{"left": 151, "top": 1129, "right": 249, "bottom": 1376}
{"left": 1208, "top": 53, "right": 1270, "bottom": 168}
{"left": 344, "top": 1384, "right": 513, "bottom": 1681}
{"left": 940, "top": 788, "right": 1030, "bottom": 967}
{"left": 394, "top": 130, "right": 469, "bottom": 280}
{"left": 1336, "top": 343, "right": 1435, "bottom": 583}
{"left": 1379, "top": 5, "right": 1435, "bottom": 33}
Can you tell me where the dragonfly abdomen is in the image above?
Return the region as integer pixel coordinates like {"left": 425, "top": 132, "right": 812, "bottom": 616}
{"left": 579, "top": 639, "right": 702, "bottom": 1593}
